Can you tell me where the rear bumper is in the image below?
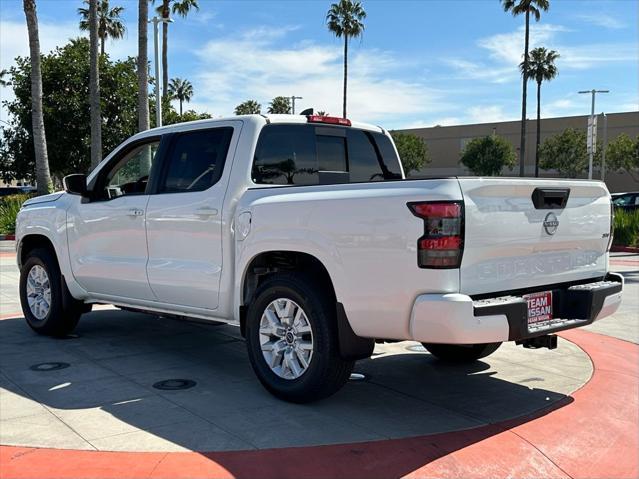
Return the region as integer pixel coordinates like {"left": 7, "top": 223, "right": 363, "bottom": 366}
{"left": 409, "top": 273, "right": 623, "bottom": 344}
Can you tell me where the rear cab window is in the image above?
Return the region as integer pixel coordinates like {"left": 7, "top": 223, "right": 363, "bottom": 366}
{"left": 252, "top": 124, "right": 402, "bottom": 186}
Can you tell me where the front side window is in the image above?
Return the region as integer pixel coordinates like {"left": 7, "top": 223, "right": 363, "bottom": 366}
{"left": 252, "top": 124, "right": 402, "bottom": 186}
{"left": 160, "top": 127, "right": 233, "bottom": 193}
{"left": 104, "top": 141, "right": 159, "bottom": 199}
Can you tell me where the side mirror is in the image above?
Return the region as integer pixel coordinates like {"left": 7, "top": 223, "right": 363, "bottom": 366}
{"left": 63, "top": 174, "right": 88, "bottom": 196}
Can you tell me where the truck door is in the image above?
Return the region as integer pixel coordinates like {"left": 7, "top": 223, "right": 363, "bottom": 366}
{"left": 145, "top": 123, "right": 240, "bottom": 310}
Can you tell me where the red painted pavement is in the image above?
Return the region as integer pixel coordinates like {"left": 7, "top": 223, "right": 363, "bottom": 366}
{"left": 0, "top": 329, "right": 637, "bottom": 479}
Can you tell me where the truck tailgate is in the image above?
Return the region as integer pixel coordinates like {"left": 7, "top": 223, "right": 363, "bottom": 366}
{"left": 457, "top": 178, "right": 611, "bottom": 296}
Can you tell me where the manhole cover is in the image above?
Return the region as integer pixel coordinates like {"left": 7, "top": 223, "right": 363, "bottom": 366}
{"left": 29, "top": 362, "right": 70, "bottom": 372}
{"left": 406, "top": 344, "right": 427, "bottom": 353}
{"left": 349, "top": 372, "right": 368, "bottom": 382}
{"left": 152, "top": 379, "right": 197, "bottom": 391}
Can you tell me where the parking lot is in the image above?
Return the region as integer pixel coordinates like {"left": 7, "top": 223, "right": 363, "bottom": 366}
{"left": 0, "top": 241, "right": 637, "bottom": 478}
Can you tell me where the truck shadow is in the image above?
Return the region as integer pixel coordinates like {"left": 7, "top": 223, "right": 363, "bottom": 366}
{"left": 0, "top": 309, "right": 580, "bottom": 476}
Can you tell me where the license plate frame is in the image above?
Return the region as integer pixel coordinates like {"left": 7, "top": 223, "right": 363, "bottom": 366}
{"left": 524, "top": 291, "right": 553, "bottom": 328}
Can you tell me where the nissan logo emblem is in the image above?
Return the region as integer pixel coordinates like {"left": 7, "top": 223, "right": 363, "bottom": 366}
{"left": 543, "top": 212, "right": 559, "bottom": 235}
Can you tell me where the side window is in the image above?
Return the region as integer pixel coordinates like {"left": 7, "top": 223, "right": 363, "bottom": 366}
{"left": 252, "top": 125, "right": 318, "bottom": 185}
{"left": 160, "top": 127, "right": 233, "bottom": 193}
{"left": 370, "top": 132, "right": 403, "bottom": 179}
{"left": 104, "top": 141, "right": 159, "bottom": 199}
{"left": 347, "top": 130, "right": 384, "bottom": 182}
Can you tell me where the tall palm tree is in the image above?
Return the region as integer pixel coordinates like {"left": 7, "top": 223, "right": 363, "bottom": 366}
{"left": 234, "top": 100, "right": 261, "bottom": 115}
{"left": 502, "top": 0, "right": 550, "bottom": 177}
{"left": 520, "top": 47, "right": 559, "bottom": 177}
{"left": 22, "top": 0, "right": 52, "bottom": 194}
{"left": 156, "top": 0, "right": 199, "bottom": 99}
{"left": 137, "top": 0, "right": 149, "bottom": 132}
{"left": 326, "top": 0, "right": 366, "bottom": 118}
{"left": 88, "top": 0, "right": 102, "bottom": 170}
{"left": 78, "top": 0, "right": 125, "bottom": 56}
{"left": 168, "top": 78, "right": 193, "bottom": 116}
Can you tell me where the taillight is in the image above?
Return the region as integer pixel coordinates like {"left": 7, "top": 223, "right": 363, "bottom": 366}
{"left": 307, "top": 115, "right": 352, "bottom": 126}
{"left": 408, "top": 201, "right": 464, "bottom": 269}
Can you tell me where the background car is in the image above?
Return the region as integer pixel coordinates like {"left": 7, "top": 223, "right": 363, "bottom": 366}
{"left": 0, "top": 186, "right": 36, "bottom": 197}
{"left": 612, "top": 192, "right": 639, "bottom": 212}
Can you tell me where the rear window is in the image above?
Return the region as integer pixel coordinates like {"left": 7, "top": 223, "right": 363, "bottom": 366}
{"left": 252, "top": 124, "right": 402, "bottom": 185}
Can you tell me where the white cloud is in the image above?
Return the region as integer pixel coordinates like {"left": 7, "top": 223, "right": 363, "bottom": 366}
{"left": 191, "top": 27, "right": 451, "bottom": 126}
{"left": 467, "top": 105, "right": 515, "bottom": 124}
{"left": 576, "top": 13, "right": 627, "bottom": 30}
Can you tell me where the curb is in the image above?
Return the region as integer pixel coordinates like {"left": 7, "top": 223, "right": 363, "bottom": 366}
{"left": 0, "top": 234, "right": 15, "bottom": 241}
{"left": 611, "top": 245, "right": 639, "bottom": 253}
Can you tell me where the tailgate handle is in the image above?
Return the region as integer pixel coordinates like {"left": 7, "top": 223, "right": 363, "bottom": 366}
{"left": 531, "top": 188, "right": 570, "bottom": 209}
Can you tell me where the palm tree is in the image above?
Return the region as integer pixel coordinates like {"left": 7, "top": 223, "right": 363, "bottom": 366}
{"left": 22, "top": 0, "right": 52, "bottom": 194}
{"left": 502, "top": 0, "right": 550, "bottom": 177}
{"left": 168, "top": 78, "right": 193, "bottom": 116}
{"left": 234, "top": 100, "right": 262, "bottom": 115}
{"left": 267, "top": 96, "right": 291, "bottom": 114}
{"left": 520, "top": 47, "right": 559, "bottom": 177}
{"left": 78, "top": 0, "right": 126, "bottom": 56}
{"left": 137, "top": 0, "right": 149, "bottom": 132}
{"left": 156, "top": 0, "right": 199, "bottom": 99}
{"left": 88, "top": 0, "right": 102, "bottom": 170}
{"left": 326, "top": 0, "right": 366, "bottom": 119}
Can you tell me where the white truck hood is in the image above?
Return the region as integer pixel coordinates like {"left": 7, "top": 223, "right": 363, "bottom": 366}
{"left": 22, "top": 192, "right": 65, "bottom": 206}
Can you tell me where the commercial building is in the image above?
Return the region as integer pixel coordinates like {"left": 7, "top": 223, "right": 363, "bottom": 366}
{"left": 401, "top": 111, "right": 639, "bottom": 193}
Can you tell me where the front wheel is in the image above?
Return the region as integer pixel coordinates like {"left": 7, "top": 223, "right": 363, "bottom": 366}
{"left": 245, "top": 273, "right": 354, "bottom": 403}
{"left": 19, "top": 248, "right": 84, "bottom": 337}
{"left": 422, "top": 342, "right": 502, "bottom": 363}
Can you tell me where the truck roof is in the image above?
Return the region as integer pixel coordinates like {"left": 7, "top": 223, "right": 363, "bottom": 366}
{"left": 136, "top": 114, "right": 385, "bottom": 139}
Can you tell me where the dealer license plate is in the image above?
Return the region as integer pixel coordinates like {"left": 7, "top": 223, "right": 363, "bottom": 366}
{"left": 524, "top": 291, "right": 553, "bottom": 327}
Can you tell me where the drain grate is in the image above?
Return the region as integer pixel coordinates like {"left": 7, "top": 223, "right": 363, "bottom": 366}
{"left": 29, "top": 362, "right": 70, "bottom": 372}
{"left": 349, "top": 372, "right": 369, "bottom": 382}
{"left": 152, "top": 379, "right": 197, "bottom": 391}
{"left": 406, "top": 344, "right": 427, "bottom": 353}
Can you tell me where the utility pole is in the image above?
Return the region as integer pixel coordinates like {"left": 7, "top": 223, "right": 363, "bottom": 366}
{"left": 290, "top": 96, "right": 303, "bottom": 115}
{"left": 578, "top": 89, "right": 609, "bottom": 180}
{"left": 601, "top": 112, "right": 608, "bottom": 181}
{"left": 150, "top": 16, "right": 172, "bottom": 128}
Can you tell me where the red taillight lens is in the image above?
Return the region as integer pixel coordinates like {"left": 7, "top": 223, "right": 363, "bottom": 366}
{"left": 307, "top": 115, "right": 352, "bottom": 126}
{"left": 408, "top": 201, "right": 464, "bottom": 269}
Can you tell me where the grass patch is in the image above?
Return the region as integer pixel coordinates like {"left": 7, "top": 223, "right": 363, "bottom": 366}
{"left": 0, "top": 194, "right": 31, "bottom": 235}
{"left": 613, "top": 209, "right": 639, "bottom": 247}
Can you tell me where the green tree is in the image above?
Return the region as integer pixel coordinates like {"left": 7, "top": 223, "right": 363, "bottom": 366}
{"left": 0, "top": 69, "right": 9, "bottom": 87}
{"left": 234, "top": 100, "right": 261, "bottom": 115}
{"left": 155, "top": 0, "right": 199, "bottom": 99}
{"left": 460, "top": 135, "right": 517, "bottom": 176}
{"left": 326, "top": 0, "right": 366, "bottom": 118}
{"left": 267, "top": 96, "right": 292, "bottom": 114}
{"left": 538, "top": 128, "right": 601, "bottom": 178}
{"left": 22, "top": 0, "right": 52, "bottom": 194}
{"left": 606, "top": 133, "right": 639, "bottom": 181}
{"left": 390, "top": 131, "right": 430, "bottom": 176}
{"left": 78, "top": 0, "right": 125, "bottom": 56}
{"left": 502, "top": 0, "right": 550, "bottom": 177}
{"left": 168, "top": 77, "right": 193, "bottom": 116}
{"left": 520, "top": 47, "right": 559, "bottom": 177}
{"left": 163, "top": 108, "right": 211, "bottom": 126}
{"left": 1, "top": 38, "right": 139, "bottom": 182}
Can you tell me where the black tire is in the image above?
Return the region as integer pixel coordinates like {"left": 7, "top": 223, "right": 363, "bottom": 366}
{"left": 245, "top": 273, "right": 354, "bottom": 403}
{"left": 19, "top": 247, "right": 84, "bottom": 337}
{"left": 422, "top": 342, "right": 502, "bottom": 363}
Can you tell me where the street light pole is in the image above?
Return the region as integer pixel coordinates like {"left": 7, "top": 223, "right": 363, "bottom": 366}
{"left": 578, "top": 89, "right": 609, "bottom": 180}
{"left": 290, "top": 96, "right": 303, "bottom": 115}
{"left": 150, "top": 16, "right": 172, "bottom": 128}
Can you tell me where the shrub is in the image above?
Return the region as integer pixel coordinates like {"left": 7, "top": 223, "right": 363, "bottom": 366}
{"left": 0, "top": 194, "right": 30, "bottom": 235}
{"left": 460, "top": 135, "right": 516, "bottom": 176}
{"left": 613, "top": 209, "right": 639, "bottom": 247}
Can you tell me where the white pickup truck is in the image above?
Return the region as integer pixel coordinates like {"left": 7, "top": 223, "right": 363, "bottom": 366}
{"left": 16, "top": 115, "right": 623, "bottom": 402}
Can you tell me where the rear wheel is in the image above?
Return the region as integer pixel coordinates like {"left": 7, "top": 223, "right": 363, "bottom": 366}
{"left": 245, "top": 273, "right": 354, "bottom": 403}
{"left": 422, "top": 342, "right": 502, "bottom": 363}
{"left": 19, "top": 248, "right": 85, "bottom": 337}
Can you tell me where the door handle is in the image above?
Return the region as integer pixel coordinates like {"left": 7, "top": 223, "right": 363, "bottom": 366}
{"left": 127, "top": 208, "right": 145, "bottom": 217}
{"left": 196, "top": 207, "right": 218, "bottom": 217}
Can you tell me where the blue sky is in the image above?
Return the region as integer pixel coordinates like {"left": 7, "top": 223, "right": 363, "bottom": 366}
{"left": 1, "top": 0, "right": 637, "bottom": 129}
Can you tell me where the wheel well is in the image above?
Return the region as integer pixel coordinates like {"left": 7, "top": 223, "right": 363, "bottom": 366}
{"left": 19, "top": 235, "right": 56, "bottom": 270}
{"left": 240, "top": 251, "right": 336, "bottom": 336}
